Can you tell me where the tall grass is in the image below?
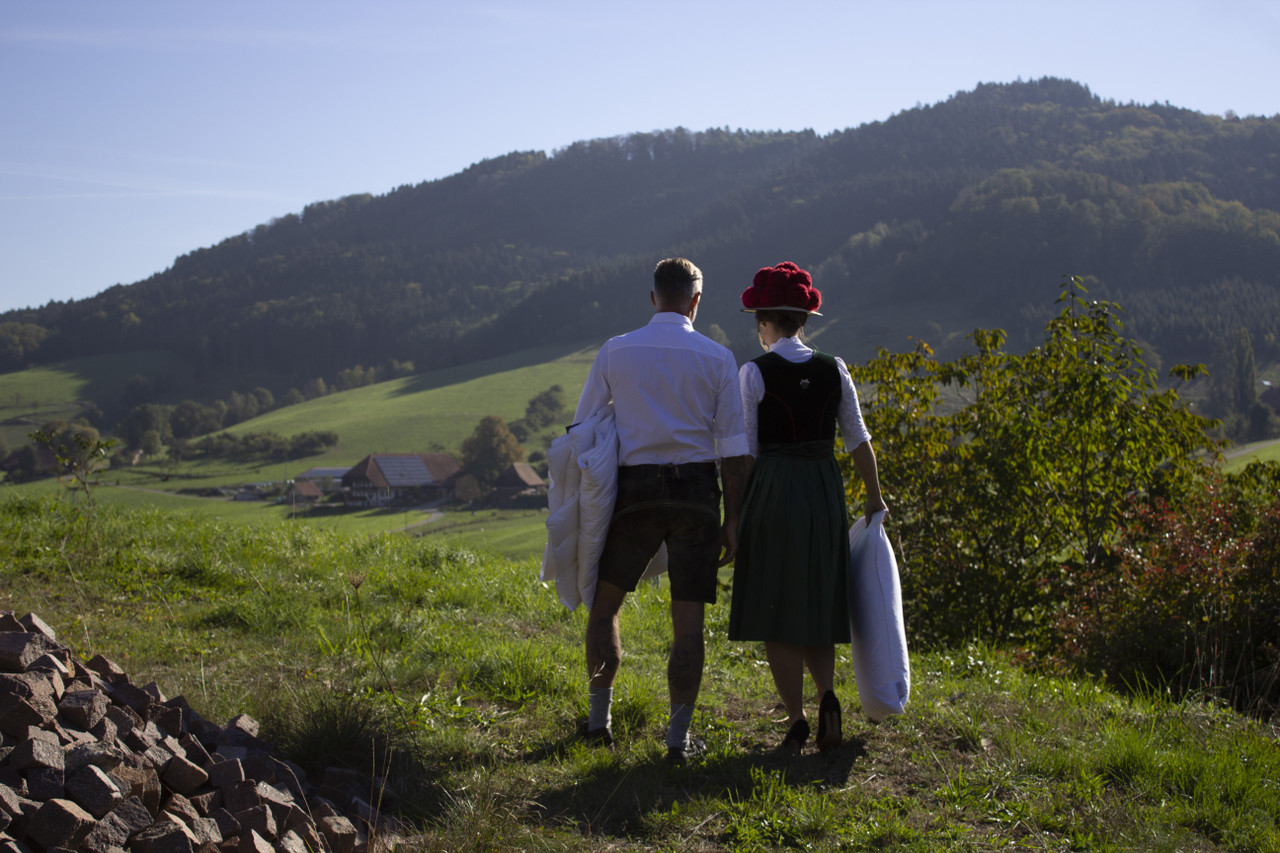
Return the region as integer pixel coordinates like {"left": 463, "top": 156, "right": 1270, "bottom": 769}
{"left": 1, "top": 492, "right": 1277, "bottom": 851}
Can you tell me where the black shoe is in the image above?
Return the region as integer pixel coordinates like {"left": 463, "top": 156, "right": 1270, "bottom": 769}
{"left": 581, "top": 726, "right": 615, "bottom": 748}
{"left": 780, "top": 717, "right": 810, "bottom": 754}
{"left": 816, "top": 691, "right": 842, "bottom": 752}
{"left": 666, "top": 737, "right": 706, "bottom": 765}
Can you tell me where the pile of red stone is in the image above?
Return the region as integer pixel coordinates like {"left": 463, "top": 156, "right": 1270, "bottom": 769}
{"left": 1, "top": 612, "right": 390, "bottom": 853}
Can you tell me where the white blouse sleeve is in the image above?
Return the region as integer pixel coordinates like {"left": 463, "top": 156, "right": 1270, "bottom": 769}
{"left": 836, "top": 356, "right": 872, "bottom": 449}
{"left": 738, "top": 361, "right": 763, "bottom": 458}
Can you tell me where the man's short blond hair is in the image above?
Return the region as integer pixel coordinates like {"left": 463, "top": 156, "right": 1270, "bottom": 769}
{"left": 653, "top": 258, "right": 702, "bottom": 311}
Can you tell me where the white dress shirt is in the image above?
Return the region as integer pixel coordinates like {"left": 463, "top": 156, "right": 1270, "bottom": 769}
{"left": 738, "top": 336, "right": 872, "bottom": 457}
{"left": 574, "top": 312, "right": 750, "bottom": 466}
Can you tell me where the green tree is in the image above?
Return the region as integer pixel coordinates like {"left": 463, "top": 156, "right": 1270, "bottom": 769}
{"left": 140, "top": 430, "right": 163, "bottom": 456}
{"left": 523, "top": 385, "right": 567, "bottom": 430}
{"left": 170, "top": 400, "right": 223, "bottom": 438}
{"left": 224, "top": 391, "right": 259, "bottom": 425}
{"left": 116, "top": 404, "right": 173, "bottom": 451}
{"left": 251, "top": 386, "right": 275, "bottom": 413}
{"left": 1232, "top": 326, "right": 1258, "bottom": 415}
{"left": 461, "top": 415, "right": 526, "bottom": 488}
{"left": 0, "top": 321, "right": 48, "bottom": 363}
{"left": 29, "top": 423, "right": 116, "bottom": 499}
{"left": 842, "top": 278, "right": 1222, "bottom": 646}
{"left": 303, "top": 377, "right": 329, "bottom": 399}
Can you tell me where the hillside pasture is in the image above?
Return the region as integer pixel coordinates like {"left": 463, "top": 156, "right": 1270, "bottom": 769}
{"left": 216, "top": 341, "right": 597, "bottom": 468}
{"left": 0, "top": 351, "right": 189, "bottom": 447}
{"left": 2, "top": 494, "right": 1277, "bottom": 851}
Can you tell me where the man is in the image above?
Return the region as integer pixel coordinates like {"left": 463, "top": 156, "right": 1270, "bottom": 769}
{"left": 574, "top": 257, "right": 750, "bottom": 763}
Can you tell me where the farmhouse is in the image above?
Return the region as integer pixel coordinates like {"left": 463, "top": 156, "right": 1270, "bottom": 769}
{"left": 342, "top": 453, "right": 461, "bottom": 507}
{"left": 494, "top": 462, "right": 545, "bottom": 495}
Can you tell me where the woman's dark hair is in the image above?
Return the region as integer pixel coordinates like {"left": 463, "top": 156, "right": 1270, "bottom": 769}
{"left": 756, "top": 309, "right": 807, "bottom": 338}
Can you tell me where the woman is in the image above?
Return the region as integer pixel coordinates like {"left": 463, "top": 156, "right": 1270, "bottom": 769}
{"left": 728, "top": 262, "right": 888, "bottom": 753}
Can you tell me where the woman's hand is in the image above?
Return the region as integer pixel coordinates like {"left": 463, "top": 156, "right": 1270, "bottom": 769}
{"left": 864, "top": 497, "right": 889, "bottom": 526}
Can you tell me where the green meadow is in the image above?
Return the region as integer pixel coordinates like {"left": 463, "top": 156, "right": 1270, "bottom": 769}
{"left": 2, "top": 493, "right": 1276, "bottom": 852}
{"left": 214, "top": 340, "right": 597, "bottom": 466}
{"left": 4, "top": 333, "right": 1279, "bottom": 849}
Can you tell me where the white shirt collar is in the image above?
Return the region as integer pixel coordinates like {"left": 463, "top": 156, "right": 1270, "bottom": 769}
{"left": 648, "top": 312, "right": 694, "bottom": 329}
{"left": 768, "top": 335, "right": 813, "bottom": 358}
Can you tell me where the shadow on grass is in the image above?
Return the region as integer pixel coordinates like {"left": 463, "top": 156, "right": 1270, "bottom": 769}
{"left": 519, "top": 731, "right": 868, "bottom": 840}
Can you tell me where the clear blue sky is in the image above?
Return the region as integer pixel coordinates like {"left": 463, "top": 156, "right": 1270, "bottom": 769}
{"left": 2, "top": 0, "right": 1278, "bottom": 314}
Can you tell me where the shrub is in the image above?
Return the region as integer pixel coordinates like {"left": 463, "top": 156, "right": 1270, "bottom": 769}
{"left": 1055, "top": 464, "right": 1280, "bottom": 714}
{"left": 844, "top": 278, "right": 1221, "bottom": 647}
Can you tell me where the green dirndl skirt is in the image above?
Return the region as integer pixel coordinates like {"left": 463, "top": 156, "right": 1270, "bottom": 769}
{"left": 728, "top": 440, "right": 852, "bottom": 645}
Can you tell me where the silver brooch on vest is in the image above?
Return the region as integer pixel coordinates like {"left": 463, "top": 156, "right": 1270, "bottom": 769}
{"left": 799, "top": 379, "right": 811, "bottom": 389}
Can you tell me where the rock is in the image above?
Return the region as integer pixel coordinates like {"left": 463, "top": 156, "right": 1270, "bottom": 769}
{"left": 207, "top": 807, "right": 240, "bottom": 840}
{"left": 63, "top": 764, "right": 123, "bottom": 818}
{"left": 189, "top": 816, "right": 223, "bottom": 846}
{"left": 319, "top": 815, "right": 358, "bottom": 853}
{"left": 132, "top": 817, "right": 197, "bottom": 853}
{"left": 0, "top": 615, "right": 373, "bottom": 853}
{"left": 57, "top": 688, "right": 108, "bottom": 730}
{"left": 111, "top": 795, "right": 156, "bottom": 836}
{"left": 110, "top": 680, "right": 154, "bottom": 717}
{"left": 0, "top": 634, "right": 59, "bottom": 673}
{"left": 161, "top": 794, "right": 200, "bottom": 824}
{"left": 64, "top": 741, "right": 127, "bottom": 776}
{"left": 237, "top": 828, "right": 273, "bottom": 853}
{"left": 8, "top": 737, "right": 63, "bottom": 771}
{"left": 277, "top": 829, "right": 310, "bottom": 853}
{"left": 79, "top": 808, "right": 138, "bottom": 853}
{"left": 188, "top": 788, "right": 223, "bottom": 816}
{"left": 0, "top": 694, "right": 57, "bottom": 738}
{"left": 16, "top": 615, "right": 56, "bottom": 642}
{"left": 26, "top": 767, "right": 67, "bottom": 801}
{"left": 83, "top": 654, "right": 127, "bottom": 684}
{"left": 206, "top": 758, "right": 245, "bottom": 792}
{"left": 179, "top": 733, "right": 213, "bottom": 768}
{"left": 27, "top": 799, "right": 96, "bottom": 851}
{"left": 164, "top": 754, "right": 210, "bottom": 796}
{"left": 232, "top": 805, "right": 276, "bottom": 842}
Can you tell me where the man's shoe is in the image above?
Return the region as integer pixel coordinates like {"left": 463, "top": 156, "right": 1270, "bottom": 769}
{"left": 666, "top": 737, "right": 706, "bottom": 765}
{"left": 581, "top": 727, "right": 615, "bottom": 748}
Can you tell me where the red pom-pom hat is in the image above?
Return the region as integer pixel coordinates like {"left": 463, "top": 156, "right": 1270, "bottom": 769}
{"left": 740, "top": 261, "right": 823, "bottom": 316}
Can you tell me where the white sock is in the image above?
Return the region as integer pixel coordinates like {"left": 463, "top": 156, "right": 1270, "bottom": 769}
{"left": 665, "top": 703, "right": 694, "bottom": 750}
{"left": 588, "top": 686, "right": 612, "bottom": 732}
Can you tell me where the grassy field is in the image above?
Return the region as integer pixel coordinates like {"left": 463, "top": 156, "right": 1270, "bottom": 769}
{"left": 0, "top": 338, "right": 595, "bottom": 464}
{"left": 2, "top": 493, "right": 1276, "bottom": 852}
{"left": 2, "top": 340, "right": 597, "bottom": 524}
{"left": 1224, "top": 437, "right": 1280, "bottom": 471}
{"left": 0, "top": 351, "right": 190, "bottom": 448}
{"left": 13, "top": 476, "right": 552, "bottom": 557}
{"left": 216, "top": 340, "right": 597, "bottom": 467}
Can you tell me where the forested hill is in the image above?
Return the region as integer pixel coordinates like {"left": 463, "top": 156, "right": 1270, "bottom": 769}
{"left": 4, "top": 77, "right": 1279, "bottom": 394}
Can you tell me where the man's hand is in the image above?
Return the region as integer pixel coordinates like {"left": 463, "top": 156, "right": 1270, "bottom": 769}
{"left": 718, "top": 521, "right": 738, "bottom": 567}
{"left": 717, "top": 455, "right": 751, "bottom": 567}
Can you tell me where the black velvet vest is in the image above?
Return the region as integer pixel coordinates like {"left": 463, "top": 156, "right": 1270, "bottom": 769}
{"left": 753, "top": 351, "right": 842, "bottom": 445}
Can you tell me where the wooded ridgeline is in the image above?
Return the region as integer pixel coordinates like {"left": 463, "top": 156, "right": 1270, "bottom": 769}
{"left": 3, "top": 78, "right": 1278, "bottom": 391}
